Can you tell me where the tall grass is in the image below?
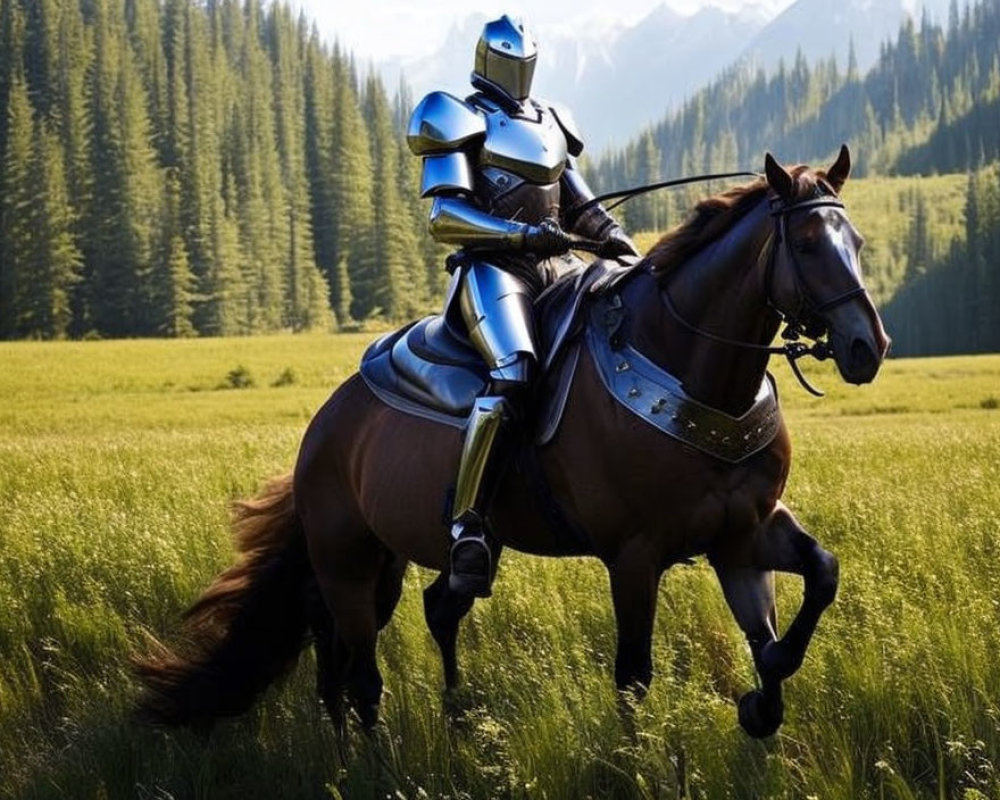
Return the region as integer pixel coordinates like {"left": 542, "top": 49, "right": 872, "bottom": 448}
{"left": 0, "top": 336, "right": 998, "bottom": 799}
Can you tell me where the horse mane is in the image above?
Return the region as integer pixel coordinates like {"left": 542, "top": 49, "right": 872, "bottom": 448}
{"left": 646, "top": 166, "right": 830, "bottom": 278}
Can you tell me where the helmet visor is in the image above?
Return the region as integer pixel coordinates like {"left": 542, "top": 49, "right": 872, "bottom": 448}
{"left": 484, "top": 50, "right": 536, "bottom": 101}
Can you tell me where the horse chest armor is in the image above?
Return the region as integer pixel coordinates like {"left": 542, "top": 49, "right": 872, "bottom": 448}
{"left": 478, "top": 105, "right": 568, "bottom": 186}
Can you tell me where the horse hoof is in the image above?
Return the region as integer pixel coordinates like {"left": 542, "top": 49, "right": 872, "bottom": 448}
{"left": 760, "top": 640, "right": 803, "bottom": 680}
{"left": 737, "top": 690, "right": 783, "bottom": 739}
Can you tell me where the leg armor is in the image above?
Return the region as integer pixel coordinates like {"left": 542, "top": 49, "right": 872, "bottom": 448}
{"left": 449, "top": 262, "right": 536, "bottom": 596}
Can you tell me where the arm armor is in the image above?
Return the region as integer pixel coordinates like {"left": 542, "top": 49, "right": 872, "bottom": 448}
{"left": 429, "top": 195, "right": 527, "bottom": 250}
{"left": 560, "top": 158, "right": 622, "bottom": 240}
{"left": 408, "top": 92, "right": 485, "bottom": 198}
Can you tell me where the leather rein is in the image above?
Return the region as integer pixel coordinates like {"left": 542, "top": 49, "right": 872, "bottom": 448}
{"left": 659, "top": 195, "right": 869, "bottom": 397}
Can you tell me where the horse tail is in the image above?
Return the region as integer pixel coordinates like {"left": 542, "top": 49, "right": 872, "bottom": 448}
{"left": 134, "top": 473, "right": 311, "bottom": 727}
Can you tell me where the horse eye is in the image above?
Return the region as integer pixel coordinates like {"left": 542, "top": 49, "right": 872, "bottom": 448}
{"left": 794, "top": 239, "right": 818, "bottom": 254}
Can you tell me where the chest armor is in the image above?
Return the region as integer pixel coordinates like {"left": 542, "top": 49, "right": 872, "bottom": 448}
{"left": 473, "top": 100, "right": 568, "bottom": 225}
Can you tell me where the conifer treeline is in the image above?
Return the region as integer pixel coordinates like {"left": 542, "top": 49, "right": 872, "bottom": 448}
{"left": 0, "top": 0, "right": 443, "bottom": 339}
{"left": 592, "top": 0, "right": 1000, "bottom": 234}
{"left": 883, "top": 165, "right": 1000, "bottom": 354}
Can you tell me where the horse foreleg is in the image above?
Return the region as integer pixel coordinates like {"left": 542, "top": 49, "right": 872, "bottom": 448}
{"left": 608, "top": 544, "right": 661, "bottom": 697}
{"left": 714, "top": 503, "right": 838, "bottom": 738}
{"left": 423, "top": 572, "right": 475, "bottom": 691}
{"left": 752, "top": 503, "right": 839, "bottom": 681}
{"left": 713, "top": 565, "right": 784, "bottom": 738}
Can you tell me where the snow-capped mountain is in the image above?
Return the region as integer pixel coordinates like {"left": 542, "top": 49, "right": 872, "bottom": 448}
{"left": 382, "top": 4, "right": 770, "bottom": 153}
{"left": 383, "top": 0, "right": 963, "bottom": 153}
{"left": 740, "top": 0, "right": 957, "bottom": 74}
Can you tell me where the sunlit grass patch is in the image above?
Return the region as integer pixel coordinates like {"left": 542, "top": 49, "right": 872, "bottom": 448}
{"left": 0, "top": 337, "right": 998, "bottom": 799}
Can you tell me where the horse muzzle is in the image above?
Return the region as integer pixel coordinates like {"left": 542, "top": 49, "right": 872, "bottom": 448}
{"left": 825, "top": 298, "right": 891, "bottom": 385}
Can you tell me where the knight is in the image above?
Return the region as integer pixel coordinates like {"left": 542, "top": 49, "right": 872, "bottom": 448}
{"left": 407, "top": 14, "right": 639, "bottom": 597}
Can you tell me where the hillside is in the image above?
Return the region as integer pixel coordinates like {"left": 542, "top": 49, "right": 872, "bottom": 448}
{"left": 633, "top": 171, "right": 968, "bottom": 308}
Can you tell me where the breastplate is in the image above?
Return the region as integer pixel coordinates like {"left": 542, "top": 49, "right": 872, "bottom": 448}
{"left": 478, "top": 101, "right": 568, "bottom": 185}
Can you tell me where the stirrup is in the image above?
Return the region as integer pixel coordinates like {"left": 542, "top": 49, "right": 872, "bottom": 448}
{"left": 449, "top": 529, "right": 492, "bottom": 598}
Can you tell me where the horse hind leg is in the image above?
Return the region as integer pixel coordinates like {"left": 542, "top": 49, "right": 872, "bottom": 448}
{"left": 306, "top": 578, "right": 350, "bottom": 732}
{"left": 306, "top": 514, "right": 397, "bottom": 731}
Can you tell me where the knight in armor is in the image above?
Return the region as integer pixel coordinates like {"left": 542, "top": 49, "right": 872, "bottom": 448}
{"left": 407, "top": 14, "right": 639, "bottom": 597}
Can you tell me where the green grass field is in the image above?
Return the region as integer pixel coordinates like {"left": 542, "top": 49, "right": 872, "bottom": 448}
{"left": 1, "top": 335, "right": 998, "bottom": 799}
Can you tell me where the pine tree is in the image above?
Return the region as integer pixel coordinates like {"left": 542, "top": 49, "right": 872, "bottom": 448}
{"left": 0, "top": 72, "right": 34, "bottom": 338}
{"left": 23, "top": 121, "right": 82, "bottom": 338}
{"left": 364, "top": 74, "right": 424, "bottom": 320}
{"left": 331, "top": 54, "right": 375, "bottom": 322}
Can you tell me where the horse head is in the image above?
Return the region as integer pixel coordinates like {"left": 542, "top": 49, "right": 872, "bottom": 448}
{"left": 764, "top": 146, "right": 891, "bottom": 385}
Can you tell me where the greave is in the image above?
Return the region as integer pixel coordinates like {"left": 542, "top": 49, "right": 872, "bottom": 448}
{"left": 451, "top": 395, "right": 512, "bottom": 534}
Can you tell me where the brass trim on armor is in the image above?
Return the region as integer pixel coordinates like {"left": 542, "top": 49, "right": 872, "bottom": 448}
{"left": 452, "top": 396, "right": 510, "bottom": 523}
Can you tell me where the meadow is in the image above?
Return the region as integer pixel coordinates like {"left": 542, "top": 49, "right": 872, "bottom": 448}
{"left": 0, "top": 334, "right": 998, "bottom": 799}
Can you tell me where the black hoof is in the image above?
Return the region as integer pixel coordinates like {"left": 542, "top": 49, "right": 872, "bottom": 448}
{"left": 760, "top": 640, "right": 803, "bottom": 680}
{"left": 737, "top": 690, "right": 783, "bottom": 739}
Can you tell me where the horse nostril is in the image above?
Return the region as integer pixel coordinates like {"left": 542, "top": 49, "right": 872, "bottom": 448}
{"left": 850, "top": 338, "right": 878, "bottom": 374}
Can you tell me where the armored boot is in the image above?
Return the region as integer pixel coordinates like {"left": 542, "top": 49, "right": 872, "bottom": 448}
{"left": 449, "top": 395, "right": 515, "bottom": 597}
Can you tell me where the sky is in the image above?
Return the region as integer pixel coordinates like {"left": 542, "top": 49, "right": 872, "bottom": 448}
{"left": 285, "top": 0, "right": 798, "bottom": 63}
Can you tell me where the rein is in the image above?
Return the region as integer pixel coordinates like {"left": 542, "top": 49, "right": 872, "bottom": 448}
{"left": 660, "top": 195, "right": 868, "bottom": 398}
{"left": 563, "top": 171, "right": 762, "bottom": 229}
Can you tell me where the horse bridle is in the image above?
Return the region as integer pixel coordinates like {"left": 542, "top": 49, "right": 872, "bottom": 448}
{"left": 660, "top": 193, "right": 870, "bottom": 397}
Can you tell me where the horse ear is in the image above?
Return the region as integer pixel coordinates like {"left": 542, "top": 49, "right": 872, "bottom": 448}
{"left": 765, "top": 152, "right": 794, "bottom": 200}
{"left": 826, "top": 144, "right": 851, "bottom": 192}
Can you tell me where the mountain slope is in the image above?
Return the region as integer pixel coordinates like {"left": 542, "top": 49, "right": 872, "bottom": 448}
{"left": 740, "top": 0, "right": 957, "bottom": 73}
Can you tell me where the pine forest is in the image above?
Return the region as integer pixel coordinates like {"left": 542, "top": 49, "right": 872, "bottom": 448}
{"left": 0, "top": 0, "right": 998, "bottom": 355}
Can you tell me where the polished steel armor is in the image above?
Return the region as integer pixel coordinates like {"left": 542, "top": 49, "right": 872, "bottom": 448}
{"left": 473, "top": 15, "right": 537, "bottom": 102}
{"left": 452, "top": 396, "right": 511, "bottom": 521}
{"left": 406, "top": 14, "right": 637, "bottom": 595}
{"left": 459, "top": 263, "right": 535, "bottom": 382}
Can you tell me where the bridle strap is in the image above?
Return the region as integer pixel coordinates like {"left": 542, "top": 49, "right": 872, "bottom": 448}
{"left": 659, "top": 193, "right": 868, "bottom": 397}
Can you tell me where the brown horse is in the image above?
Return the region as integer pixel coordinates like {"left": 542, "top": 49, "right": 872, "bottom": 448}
{"left": 136, "top": 146, "right": 889, "bottom": 739}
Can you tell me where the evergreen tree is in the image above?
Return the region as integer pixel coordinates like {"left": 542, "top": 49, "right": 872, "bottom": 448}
{"left": 29, "top": 121, "right": 81, "bottom": 338}
{"left": 0, "top": 72, "right": 33, "bottom": 338}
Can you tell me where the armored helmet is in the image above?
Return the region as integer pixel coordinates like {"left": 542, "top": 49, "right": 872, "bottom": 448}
{"left": 473, "top": 15, "right": 537, "bottom": 102}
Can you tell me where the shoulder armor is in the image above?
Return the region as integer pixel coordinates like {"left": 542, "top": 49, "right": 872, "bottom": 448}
{"left": 407, "top": 92, "right": 486, "bottom": 155}
{"left": 547, "top": 101, "right": 584, "bottom": 157}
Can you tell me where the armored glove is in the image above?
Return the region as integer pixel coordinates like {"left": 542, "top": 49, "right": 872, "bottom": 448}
{"left": 598, "top": 226, "right": 640, "bottom": 259}
{"left": 524, "top": 218, "right": 573, "bottom": 257}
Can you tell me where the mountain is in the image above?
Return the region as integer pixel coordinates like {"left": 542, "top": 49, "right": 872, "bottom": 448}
{"left": 383, "top": 4, "right": 770, "bottom": 153}
{"left": 384, "top": 0, "right": 963, "bottom": 153}
{"left": 740, "top": 0, "right": 958, "bottom": 74}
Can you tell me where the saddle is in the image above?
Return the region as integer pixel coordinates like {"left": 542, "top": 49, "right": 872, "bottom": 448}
{"left": 360, "top": 259, "right": 630, "bottom": 444}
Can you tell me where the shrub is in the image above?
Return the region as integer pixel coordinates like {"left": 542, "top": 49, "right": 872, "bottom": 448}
{"left": 223, "top": 365, "right": 255, "bottom": 389}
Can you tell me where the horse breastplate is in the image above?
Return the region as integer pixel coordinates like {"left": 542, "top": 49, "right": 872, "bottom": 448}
{"left": 587, "top": 301, "right": 781, "bottom": 463}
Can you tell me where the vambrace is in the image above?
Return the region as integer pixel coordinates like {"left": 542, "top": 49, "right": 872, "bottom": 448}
{"left": 429, "top": 195, "right": 528, "bottom": 250}
{"left": 560, "top": 160, "right": 621, "bottom": 241}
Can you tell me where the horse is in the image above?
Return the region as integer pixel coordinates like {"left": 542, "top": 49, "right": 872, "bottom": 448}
{"left": 135, "top": 146, "right": 890, "bottom": 740}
